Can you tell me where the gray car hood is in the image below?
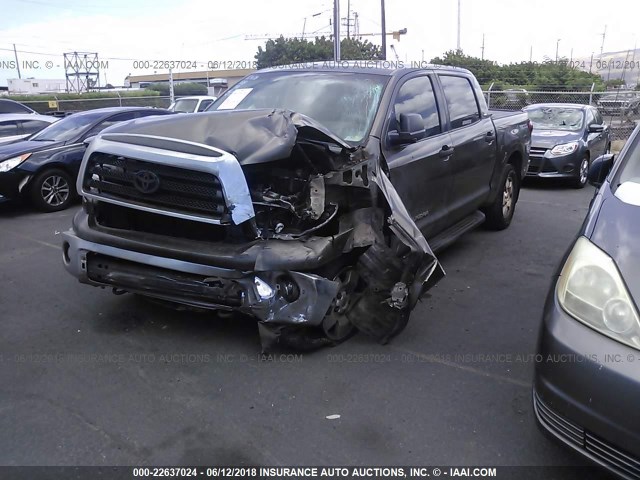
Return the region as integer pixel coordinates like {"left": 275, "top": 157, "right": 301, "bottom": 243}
{"left": 102, "top": 109, "right": 354, "bottom": 165}
{"left": 530, "top": 130, "right": 582, "bottom": 149}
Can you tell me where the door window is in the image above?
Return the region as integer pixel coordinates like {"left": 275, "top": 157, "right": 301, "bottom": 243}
{"left": 20, "top": 120, "right": 51, "bottom": 135}
{"left": 439, "top": 75, "right": 481, "bottom": 129}
{"left": 0, "top": 121, "right": 19, "bottom": 138}
{"left": 197, "top": 100, "right": 213, "bottom": 112}
{"left": 392, "top": 76, "right": 441, "bottom": 139}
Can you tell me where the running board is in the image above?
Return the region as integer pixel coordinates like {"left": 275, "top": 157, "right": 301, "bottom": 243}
{"left": 429, "top": 211, "right": 486, "bottom": 253}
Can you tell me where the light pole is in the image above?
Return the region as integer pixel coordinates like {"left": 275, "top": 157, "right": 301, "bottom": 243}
{"left": 556, "top": 38, "right": 561, "bottom": 63}
{"left": 381, "top": 0, "right": 386, "bottom": 60}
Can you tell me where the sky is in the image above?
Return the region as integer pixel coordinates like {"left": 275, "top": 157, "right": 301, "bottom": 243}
{"left": 0, "top": 0, "right": 639, "bottom": 88}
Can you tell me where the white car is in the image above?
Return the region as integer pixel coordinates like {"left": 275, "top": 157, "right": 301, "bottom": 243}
{"left": 0, "top": 114, "right": 58, "bottom": 146}
{"left": 167, "top": 96, "right": 217, "bottom": 113}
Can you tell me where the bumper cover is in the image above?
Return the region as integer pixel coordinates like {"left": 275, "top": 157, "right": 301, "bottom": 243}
{"left": 526, "top": 151, "right": 581, "bottom": 178}
{"left": 534, "top": 289, "right": 640, "bottom": 479}
{"left": 0, "top": 170, "right": 30, "bottom": 199}
{"left": 62, "top": 228, "right": 339, "bottom": 326}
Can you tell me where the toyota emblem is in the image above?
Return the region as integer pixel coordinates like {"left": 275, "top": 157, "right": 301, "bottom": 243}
{"left": 133, "top": 170, "right": 160, "bottom": 194}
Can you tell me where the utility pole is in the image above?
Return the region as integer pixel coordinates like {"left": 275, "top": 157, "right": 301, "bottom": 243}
{"left": 347, "top": 0, "right": 350, "bottom": 39}
{"left": 457, "top": 0, "right": 461, "bottom": 52}
{"left": 589, "top": 52, "right": 594, "bottom": 73}
{"left": 381, "top": 0, "right": 386, "bottom": 60}
{"left": 529, "top": 45, "right": 532, "bottom": 63}
{"left": 600, "top": 25, "right": 607, "bottom": 59}
{"left": 556, "top": 38, "right": 561, "bottom": 63}
{"left": 169, "top": 69, "right": 175, "bottom": 104}
{"left": 481, "top": 33, "right": 485, "bottom": 60}
{"left": 333, "top": 0, "right": 340, "bottom": 61}
{"left": 13, "top": 44, "right": 21, "bottom": 79}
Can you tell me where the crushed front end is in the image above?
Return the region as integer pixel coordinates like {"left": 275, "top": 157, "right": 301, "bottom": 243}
{"left": 63, "top": 110, "right": 444, "bottom": 350}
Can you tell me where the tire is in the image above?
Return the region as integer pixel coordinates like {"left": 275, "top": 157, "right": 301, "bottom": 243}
{"left": 29, "top": 168, "right": 75, "bottom": 212}
{"left": 572, "top": 156, "right": 590, "bottom": 189}
{"left": 483, "top": 163, "right": 519, "bottom": 231}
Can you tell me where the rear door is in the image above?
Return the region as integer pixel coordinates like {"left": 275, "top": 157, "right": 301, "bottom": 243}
{"left": 437, "top": 74, "right": 496, "bottom": 224}
{"left": 383, "top": 73, "right": 453, "bottom": 238}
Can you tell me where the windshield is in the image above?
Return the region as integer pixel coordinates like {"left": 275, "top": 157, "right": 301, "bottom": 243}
{"left": 30, "top": 111, "right": 104, "bottom": 142}
{"left": 208, "top": 71, "right": 388, "bottom": 144}
{"left": 169, "top": 99, "right": 199, "bottom": 113}
{"left": 526, "top": 106, "right": 584, "bottom": 132}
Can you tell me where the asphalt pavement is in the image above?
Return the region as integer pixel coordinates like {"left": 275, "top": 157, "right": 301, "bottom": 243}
{"left": 0, "top": 182, "right": 614, "bottom": 478}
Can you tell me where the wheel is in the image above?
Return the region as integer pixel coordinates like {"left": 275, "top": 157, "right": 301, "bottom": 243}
{"left": 29, "top": 168, "right": 74, "bottom": 212}
{"left": 483, "top": 163, "right": 519, "bottom": 230}
{"left": 321, "top": 267, "right": 359, "bottom": 343}
{"left": 572, "top": 156, "right": 589, "bottom": 189}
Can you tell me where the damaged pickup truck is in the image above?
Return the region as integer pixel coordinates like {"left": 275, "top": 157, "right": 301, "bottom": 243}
{"left": 62, "top": 63, "right": 531, "bottom": 350}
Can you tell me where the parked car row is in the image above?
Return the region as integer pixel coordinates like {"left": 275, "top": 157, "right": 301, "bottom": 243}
{"left": 0, "top": 107, "right": 173, "bottom": 210}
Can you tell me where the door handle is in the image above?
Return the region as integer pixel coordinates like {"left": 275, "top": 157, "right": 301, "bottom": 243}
{"left": 439, "top": 145, "right": 454, "bottom": 158}
{"left": 485, "top": 131, "right": 495, "bottom": 143}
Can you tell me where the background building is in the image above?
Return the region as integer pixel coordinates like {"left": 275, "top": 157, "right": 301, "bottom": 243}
{"left": 124, "top": 68, "right": 255, "bottom": 96}
{"left": 8, "top": 78, "right": 66, "bottom": 94}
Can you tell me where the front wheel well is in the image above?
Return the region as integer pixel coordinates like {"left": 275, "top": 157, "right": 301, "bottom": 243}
{"left": 507, "top": 151, "right": 523, "bottom": 180}
{"left": 27, "top": 163, "right": 76, "bottom": 189}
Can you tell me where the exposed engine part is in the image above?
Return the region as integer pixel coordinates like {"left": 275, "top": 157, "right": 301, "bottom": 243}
{"left": 388, "top": 282, "right": 408, "bottom": 309}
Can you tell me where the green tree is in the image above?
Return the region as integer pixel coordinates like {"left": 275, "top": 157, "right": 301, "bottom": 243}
{"left": 255, "top": 36, "right": 382, "bottom": 69}
{"left": 430, "top": 50, "right": 499, "bottom": 85}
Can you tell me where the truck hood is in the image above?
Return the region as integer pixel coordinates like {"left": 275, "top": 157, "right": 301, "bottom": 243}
{"left": 530, "top": 130, "right": 582, "bottom": 149}
{"left": 101, "top": 109, "right": 355, "bottom": 165}
{"left": 0, "top": 139, "right": 62, "bottom": 162}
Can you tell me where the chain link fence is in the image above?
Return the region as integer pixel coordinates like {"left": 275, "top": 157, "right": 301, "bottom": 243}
{"left": 484, "top": 87, "right": 640, "bottom": 142}
{"left": 15, "top": 88, "right": 640, "bottom": 143}
{"left": 20, "top": 95, "right": 172, "bottom": 116}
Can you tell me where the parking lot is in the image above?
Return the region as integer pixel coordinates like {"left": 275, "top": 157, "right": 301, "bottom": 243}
{"left": 0, "top": 181, "right": 613, "bottom": 476}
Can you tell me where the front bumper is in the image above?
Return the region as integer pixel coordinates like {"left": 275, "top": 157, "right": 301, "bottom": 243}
{"left": 62, "top": 228, "right": 340, "bottom": 326}
{"left": 0, "top": 170, "right": 30, "bottom": 199}
{"left": 526, "top": 150, "right": 581, "bottom": 179}
{"left": 533, "top": 287, "right": 640, "bottom": 479}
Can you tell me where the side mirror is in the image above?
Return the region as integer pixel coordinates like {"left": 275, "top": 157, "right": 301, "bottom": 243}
{"left": 388, "top": 113, "right": 426, "bottom": 146}
{"left": 588, "top": 153, "right": 615, "bottom": 187}
{"left": 83, "top": 135, "right": 96, "bottom": 145}
{"left": 589, "top": 124, "right": 605, "bottom": 133}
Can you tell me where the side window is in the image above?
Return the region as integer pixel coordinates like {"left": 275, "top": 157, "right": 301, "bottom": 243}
{"left": 85, "top": 112, "right": 138, "bottom": 137}
{"left": 594, "top": 109, "right": 604, "bottom": 125}
{"left": 0, "top": 121, "right": 19, "bottom": 138}
{"left": 585, "top": 109, "right": 595, "bottom": 126}
{"left": 20, "top": 120, "right": 50, "bottom": 135}
{"left": 198, "top": 100, "right": 213, "bottom": 112}
{"left": 392, "top": 76, "right": 441, "bottom": 138}
{"left": 439, "top": 75, "right": 481, "bottom": 129}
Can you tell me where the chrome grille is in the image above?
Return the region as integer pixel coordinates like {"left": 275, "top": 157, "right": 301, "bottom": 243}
{"left": 83, "top": 153, "right": 229, "bottom": 222}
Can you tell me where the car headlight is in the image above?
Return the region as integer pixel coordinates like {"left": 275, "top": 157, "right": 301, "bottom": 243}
{"left": 0, "top": 153, "right": 31, "bottom": 173}
{"left": 550, "top": 142, "right": 579, "bottom": 156}
{"left": 557, "top": 236, "right": 640, "bottom": 350}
